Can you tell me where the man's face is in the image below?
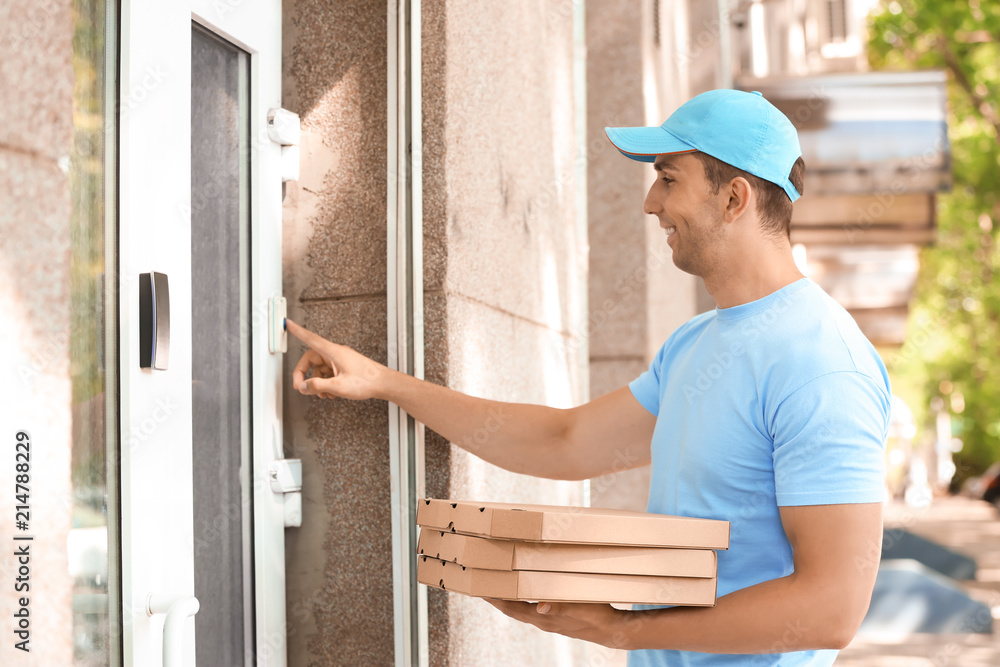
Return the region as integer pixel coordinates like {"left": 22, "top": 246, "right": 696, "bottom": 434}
{"left": 643, "top": 153, "right": 727, "bottom": 277}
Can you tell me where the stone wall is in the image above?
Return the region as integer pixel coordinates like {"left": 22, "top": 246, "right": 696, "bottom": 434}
{"left": 281, "top": 1, "right": 394, "bottom": 664}
{"left": 282, "top": 0, "right": 589, "bottom": 664}
{"left": 585, "top": 0, "right": 700, "bottom": 513}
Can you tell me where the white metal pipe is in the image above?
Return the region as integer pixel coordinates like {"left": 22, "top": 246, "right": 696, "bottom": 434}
{"left": 387, "top": 0, "right": 427, "bottom": 664}
{"left": 409, "top": 1, "right": 429, "bottom": 662}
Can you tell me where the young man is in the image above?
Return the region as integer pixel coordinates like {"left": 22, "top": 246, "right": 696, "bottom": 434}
{"left": 286, "top": 89, "right": 890, "bottom": 665}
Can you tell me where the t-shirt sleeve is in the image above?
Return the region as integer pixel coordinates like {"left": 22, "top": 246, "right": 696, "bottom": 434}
{"left": 628, "top": 344, "right": 667, "bottom": 417}
{"left": 770, "top": 371, "right": 890, "bottom": 506}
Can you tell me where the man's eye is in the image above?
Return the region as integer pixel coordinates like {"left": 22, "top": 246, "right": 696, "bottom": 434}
{"left": 661, "top": 177, "right": 673, "bottom": 184}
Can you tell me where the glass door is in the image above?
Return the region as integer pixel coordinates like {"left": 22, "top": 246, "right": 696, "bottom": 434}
{"left": 118, "top": 1, "right": 286, "bottom": 665}
{"left": 190, "top": 24, "right": 253, "bottom": 666}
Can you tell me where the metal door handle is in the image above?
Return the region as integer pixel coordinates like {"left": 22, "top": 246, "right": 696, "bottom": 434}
{"left": 146, "top": 593, "right": 199, "bottom": 667}
{"left": 139, "top": 272, "right": 170, "bottom": 369}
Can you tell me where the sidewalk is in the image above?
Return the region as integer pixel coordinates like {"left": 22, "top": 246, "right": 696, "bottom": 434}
{"left": 836, "top": 496, "right": 1000, "bottom": 666}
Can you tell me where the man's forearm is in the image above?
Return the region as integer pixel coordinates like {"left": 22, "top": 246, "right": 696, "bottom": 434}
{"left": 614, "top": 572, "right": 858, "bottom": 654}
{"left": 379, "top": 369, "right": 577, "bottom": 479}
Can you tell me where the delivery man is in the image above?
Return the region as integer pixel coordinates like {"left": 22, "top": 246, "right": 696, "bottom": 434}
{"left": 286, "top": 88, "right": 890, "bottom": 666}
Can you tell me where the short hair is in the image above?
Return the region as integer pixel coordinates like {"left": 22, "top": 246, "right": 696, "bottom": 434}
{"left": 691, "top": 152, "right": 806, "bottom": 238}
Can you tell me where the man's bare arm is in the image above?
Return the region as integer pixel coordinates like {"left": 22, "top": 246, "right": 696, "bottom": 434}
{"left": 286, "top": 320, "right": 656, "bottom": 481}
{"left": 618, "top": 502, "right": 882, "bottom": 652}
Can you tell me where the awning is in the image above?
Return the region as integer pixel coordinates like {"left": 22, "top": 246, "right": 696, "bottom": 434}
{"left": 740, "top": 70, "right": 951, "bottom": 197}
{"left": 738, "top": 71, "right": 952, "bottom": 345}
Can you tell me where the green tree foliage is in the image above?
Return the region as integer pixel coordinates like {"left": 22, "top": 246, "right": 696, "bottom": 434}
{"left": 868, "top": 0, "right": 1000, "bottom": 485}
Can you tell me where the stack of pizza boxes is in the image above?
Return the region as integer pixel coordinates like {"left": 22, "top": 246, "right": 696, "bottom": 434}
{"left": 416, "top": 498, "right": 729, "bottom": 606}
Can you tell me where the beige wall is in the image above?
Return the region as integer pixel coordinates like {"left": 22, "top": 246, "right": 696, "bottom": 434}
{"left": 584, "top": 3, "right": 702, "bottom": 660}
{"left": 585, "top": 0, "right": 657, "bottom": 523}
{"left": 423, "top": 0, "right": 592, "bottom": 663}
{"left": 0, "top": 0, "right": 75, "bottom": 665}
{"left": 586, "top": 0, "right": 700, "bottom": 511}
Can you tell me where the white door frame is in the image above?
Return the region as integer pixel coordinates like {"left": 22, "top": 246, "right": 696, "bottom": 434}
{"left": 118, "top": 1, "right": 286, "bottom": 664}
{"left": 386, "top": 0, "right": 428, "bottom": 665}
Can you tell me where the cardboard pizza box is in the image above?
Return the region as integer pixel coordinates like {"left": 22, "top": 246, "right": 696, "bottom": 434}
{"left": 416, "top": 554, "right": 717, "bottom": 606}
{"left": 416, "top": 498, "right": 730, "bottom": 550}
{"left": 417, "top": 528, "right": 717, "bottom": 578}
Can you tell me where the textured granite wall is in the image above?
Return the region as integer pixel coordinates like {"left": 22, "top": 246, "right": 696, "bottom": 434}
{"left": 284, "top": 0, "right": 590, "bottom": 665}
{"left": 281, "top": 1, "right": 395, "bottom": 665}
{"left": 0, "top": 0, "right": 75, "bottom": 664}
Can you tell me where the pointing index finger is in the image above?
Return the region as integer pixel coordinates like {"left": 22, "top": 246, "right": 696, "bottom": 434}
{"left": 285, "top": 319, "right": 328, "bottom": 350}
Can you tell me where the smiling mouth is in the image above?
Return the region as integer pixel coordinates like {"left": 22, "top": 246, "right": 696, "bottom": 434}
{"left": 664, "top": 226, "right": 676, "bottom": 236}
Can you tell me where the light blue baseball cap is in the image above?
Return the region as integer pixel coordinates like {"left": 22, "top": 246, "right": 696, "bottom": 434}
{"left": 605, "top": 89, "right": 802, "bottom": 202}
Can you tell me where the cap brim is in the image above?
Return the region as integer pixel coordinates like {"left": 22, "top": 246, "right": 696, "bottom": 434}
{"left": 604, "top": 126, "right": 697, "bottom": 163}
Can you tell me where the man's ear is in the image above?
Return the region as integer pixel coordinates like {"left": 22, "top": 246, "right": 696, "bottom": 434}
{"left": 724, "top": 176, "right": 753, "bottom": 223}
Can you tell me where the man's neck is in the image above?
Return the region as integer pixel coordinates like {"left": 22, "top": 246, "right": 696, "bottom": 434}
{"left": 703, "top": 248, "right": 805, "bottom": 309}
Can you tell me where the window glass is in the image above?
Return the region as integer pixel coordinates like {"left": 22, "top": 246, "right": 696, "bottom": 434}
{"left": 190, "top": 23, "right": 253, "bottom": 665}
{"left": 69, "top": 0, "right": 117, "bottom": 663}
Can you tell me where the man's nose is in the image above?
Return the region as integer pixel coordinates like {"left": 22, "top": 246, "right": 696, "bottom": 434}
{"left": 643, "top": 184, "right": 660, "bottom": 216}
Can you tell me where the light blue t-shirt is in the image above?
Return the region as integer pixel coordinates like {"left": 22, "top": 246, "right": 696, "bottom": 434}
{"left": 626, "top": 278, "right": 890, "bottom": 667}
